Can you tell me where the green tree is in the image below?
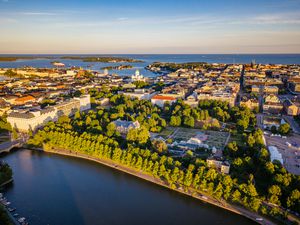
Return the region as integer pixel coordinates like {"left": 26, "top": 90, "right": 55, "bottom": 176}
{"left": 287, "top": 189, "right": 300, "bottom": 209}
{"left": 232, "top": 189, "right": 241, "bottom": 202}
{"left": 247, "top": 134, "right": 255, "bottom": 147}
{"left": 268, "top": 185, "right": 282, "bottom": 205}
{"left": 106, "top": 122, "right": 116, "bottom": 137}
{"left": 271, "top": 125, "right": 277, "bottom": 134}
{"left": 12, "top": 129, "right": 18, "bottom": 140}
{"left": 237, "top": 119, "right": 248, "bottom": 131}
{"left": 278, "top": 123, "right": 290, "bottom": 135}
{"left": 126, "top": 126, "right": 149, "bottom": 144}
{"left": 183, "top": 116, "right": 194, "bottom": 128}
{"left": 4, "top": 69, "right": 17, "bottom": 77}
{"left": 170, "top": 116, "right": 181, "bottom": 126}
{"left": 152, "top": 139, "right": 168, "bottom": 153}
{"left": 227, "top": 141, "right": 238, "bottom": 154}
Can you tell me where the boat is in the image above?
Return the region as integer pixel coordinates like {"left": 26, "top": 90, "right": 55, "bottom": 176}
{"left": 18, "top": 217, "right": 26, "bottom": 223}
{"left": 51, "top": 62, "right": 65, "bottom": 67}
{"left": 13, "top": 213, "right": 19, "bottom": 217}
{"left": 8, "top": 207, "right": 16, "bottom": 212}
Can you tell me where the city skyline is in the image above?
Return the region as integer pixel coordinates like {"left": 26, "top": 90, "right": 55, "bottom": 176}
{"left": 0, "top": 0, "right": 300, "bottom": 54}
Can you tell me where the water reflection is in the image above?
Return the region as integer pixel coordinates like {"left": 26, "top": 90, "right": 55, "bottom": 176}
{"left": 1, "top": 150, "right": 257, "bottom": 225}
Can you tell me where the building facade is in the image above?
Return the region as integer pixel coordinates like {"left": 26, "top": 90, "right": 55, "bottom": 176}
{"left": 7, "top": 95, "right": 91, "bottom": 132}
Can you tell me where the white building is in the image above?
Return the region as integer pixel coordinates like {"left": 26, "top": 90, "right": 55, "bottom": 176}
{"left": 104, "top": 69, "right": 109, "bottom": 76}
{"left": 66, "top": 70, "right": 77, "bottom": 76}
{"left": 206, "top": 157, "right": 230, "bottom": 174}
{"left": 7, "top": 107, "right": 57, "bottom": 132}
{"left": 74, "top": 94, "right": 91, "bottom": 111}
{"left": 113, "top": 119, "right": 140, "bottom": 134}
{"left": 268, "top": 146, "right": 283, "bottom": 164}
{"left": 131, "top": 70, "right": 146, "bottom": 82}
{"left": 7, "top": 95, "right": 91, "bottom": 132}
{"left": 151, "top": 95, "right": 177, "bottom": 108}
{"left": 122, "top": 89, "right": 157, "bottom": 100}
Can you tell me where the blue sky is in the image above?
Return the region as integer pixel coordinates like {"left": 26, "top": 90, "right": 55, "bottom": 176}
{"left": 0, "top": 0, "right": 300, "bottom": 53}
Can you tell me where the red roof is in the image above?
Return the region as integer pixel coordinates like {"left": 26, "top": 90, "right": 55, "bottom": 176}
{"left": 15, "top": 96, "right": 36, "bottom": 103}
{"left": 152, "top": 95, "right": 176, "bottom": 101}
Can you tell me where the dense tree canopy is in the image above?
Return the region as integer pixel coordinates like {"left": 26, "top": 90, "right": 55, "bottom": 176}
{"left": 26, "top": 94, "right": 298, "bottom": 223}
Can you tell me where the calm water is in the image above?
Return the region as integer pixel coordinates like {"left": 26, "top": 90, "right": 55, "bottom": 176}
{"left": 0, "top": 54, "right": 299, "bottom": 77}
{"left": 1, "top": 150, "right": 257, "bottom": 225}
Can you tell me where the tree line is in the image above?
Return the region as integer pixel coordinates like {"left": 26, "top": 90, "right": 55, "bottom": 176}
{"left": 26, "top": 94, "right": 299, "bottom": 224}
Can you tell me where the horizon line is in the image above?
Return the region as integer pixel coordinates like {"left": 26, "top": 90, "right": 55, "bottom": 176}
{"left": 1, "top": 53, "right": 300, "bottom": 55}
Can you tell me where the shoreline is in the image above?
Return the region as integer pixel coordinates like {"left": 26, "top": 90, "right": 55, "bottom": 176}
{"left": 0, "top": 178, "right": 13, "bottom": 188}
{"left": 30, "top": 147, "right": 278, "bottom": 225}
{"left": 0, "top": 179, "right": 19, "bottom": 225}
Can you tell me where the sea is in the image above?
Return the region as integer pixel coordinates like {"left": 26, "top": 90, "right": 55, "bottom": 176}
{"left": 0, "top": 54, "right": 299, "bottom": 77}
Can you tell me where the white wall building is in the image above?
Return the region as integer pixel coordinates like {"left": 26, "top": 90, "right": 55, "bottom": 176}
{"left": 268, "top": 146, "right": 283, "bottom": 164}
{"left": 75, "top": 94, "right": 91, "bottom": 111}
{"left": 122, "top": 89, "right": 157, "bottom": 100}
{"left": 151, "top": 95, "right": 177, "bottom": 108}
{"left": 7, "top": 95, "right": 91, "bottom": 132}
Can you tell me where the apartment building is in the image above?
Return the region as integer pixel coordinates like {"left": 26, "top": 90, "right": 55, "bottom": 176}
{"left": 7, "top": 95, "right": 91, "bottom": 132}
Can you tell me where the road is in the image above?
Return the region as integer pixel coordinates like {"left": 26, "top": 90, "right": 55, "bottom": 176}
{"left": 0, "top": 140, "right": 23, "bottom": 153}
{"left": 264, "top": 133, "right": 300, "bottom": 175}
{"left": 283, "top": 115, "right": 300, "bottom": 134}
{"left": 256, "top": 113, "right": 264, "bottom": 129}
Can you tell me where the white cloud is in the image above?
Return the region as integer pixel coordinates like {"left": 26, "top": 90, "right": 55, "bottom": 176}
{"left": 20, "top": 12, "right": 58, "bottom": 16}
{"left": 117, "top": 17, "right": 128, "bottom": 21}
{"left": 231, "top": 12, "right": 300, "bottom": 25}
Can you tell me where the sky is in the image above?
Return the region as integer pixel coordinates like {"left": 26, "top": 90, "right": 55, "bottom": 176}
{"left": 0, "top": 0, "right": 300, "bottom": 54}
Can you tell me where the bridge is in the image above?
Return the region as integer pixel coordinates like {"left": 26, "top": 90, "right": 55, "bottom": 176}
{"left": 0, "top": 139, "right": 24, "bottom": 154}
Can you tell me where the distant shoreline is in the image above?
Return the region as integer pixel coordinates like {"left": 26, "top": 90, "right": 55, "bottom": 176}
{"left": 0, "top": 54, "right": 299, "bottom": 65}
{"left": 1, "top": 53, "right": 300, "bottom": 56}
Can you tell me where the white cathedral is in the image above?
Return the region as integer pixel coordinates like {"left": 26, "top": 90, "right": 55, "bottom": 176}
{"left": 131, "top": 69, "right": 146, "bottom": 82}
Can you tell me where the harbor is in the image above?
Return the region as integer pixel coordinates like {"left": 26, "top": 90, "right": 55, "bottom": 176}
{"left": 0, "top": 193, "right": 28, "bottom": 225}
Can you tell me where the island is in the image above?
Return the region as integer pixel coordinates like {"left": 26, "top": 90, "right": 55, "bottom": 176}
{"left": 0, "top": 56, "right": 54, "bottom": 62}
{"left": 61, "top": 56, "right": 144, "bottom": 63}
{"left": 101, "top": 65, "right": 133, "bottom": 70}
{"left": 146, "top": 62, "right": 213, "bottom": 73}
